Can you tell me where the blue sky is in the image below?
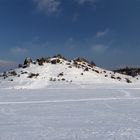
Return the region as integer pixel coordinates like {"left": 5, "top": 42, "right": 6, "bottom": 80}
{"left": 0, "top": 0, "right": 140, "bottom": 71}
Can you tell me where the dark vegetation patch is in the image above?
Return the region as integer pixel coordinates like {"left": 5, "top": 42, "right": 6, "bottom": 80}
{"left": 111, "top": 75, "right": 116, "bottom": 79}
{"left": 94, "top": 70, "right": 99, "bottom": 73}
{"left": 37, "top": 58, "right": 46, "bottom": 66}
{"left": 125, "top": 78, "right": 132, "bottom": 83}
{"left": 8, "top": 71, "right": 17, "bottom": 76}
{"left": 50, "top": 77, "right": 55, "bottom": 81}
{"left": 84, "top": 67, "right": 89, "bottom": 71}
{"left": 18, "top": 64, "right": 23, "bottom": 68}
{"left": 66, "top": 63, "right": 71, "bottom": 65}
{"left": 74, "top": 57, "right": 89, "bottom": 63}
{"left": 58, "top": 72, "right": 64, "bottom": 77}
{"left": 21, "top": 71, "right": 28, "bottom": 74}
{"left": 51, "top": 59, "right": 61, "bottom": 64}
{"left": 53, "top": 54, "right": 66, "bottom": 60}
{"left": 68, "top": 66, "right": 72, "bottom": 68}
{"left": 114, "top": 67, "right": 140, "bottom": 77}
{"left": 24, "top": 58, "right": 32, "bottom": 66}
{"left": 61, "top": 78, "right": 65, "bottom": 81}
{"left": 28, "top": 73, "right": 39, "bottom": 78}
{"left": 117, "top": 77, "right": 121, "bottom": 80}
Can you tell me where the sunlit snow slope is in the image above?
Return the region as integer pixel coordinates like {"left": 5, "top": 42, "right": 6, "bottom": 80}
{"left": 0, "top": 55, "right": 139, "bottom": 89}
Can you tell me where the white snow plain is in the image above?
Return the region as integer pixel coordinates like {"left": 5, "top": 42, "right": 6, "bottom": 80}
{"left": 0, "top": 84, "right": 140, "bottom": 140}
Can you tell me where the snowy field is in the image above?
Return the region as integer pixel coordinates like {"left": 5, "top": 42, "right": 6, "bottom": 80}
{"left": 0, "top": 85, "right": 140, "bottom": 140}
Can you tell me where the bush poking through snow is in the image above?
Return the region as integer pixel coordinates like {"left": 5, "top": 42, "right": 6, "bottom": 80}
{"left": 58, "top": 72, "right": 64, "bottom": 77}
{"left": 117, "top": 77, "right": 121, "bottom": 80}
{"left": 66, "top": 63, "right": 71, "bottom": 65}
{"left": 18, "top": 64, "right": 23, "bottom": 68}
{"left": 62, "top": 78, "right": 65, "bottom": 81}
{"left": 3, "top": 72, "right": 8, "bottom": 79}
{"left": 74, "top": 57, "right": 89, "bottom": 63}
{"left": 50, "top": 77, "right": 56, "bottom": 81}
{"left": 24, "top": 57, "right": 32, "bottom": 66}
{"left": 21, "top": 71, "right": 28, "bottom": 74}
{"left": 84, "top": 67, "right": 89, "bottom": 71}
{"left": 51, "top": 59, "right": 61, "bottom": 64}
{"left": 22, "top": 65, "right": 28, "bottom": 69}
{"left": 68, "top": 66, "right": 72, "bottom": 68}
{"left": 95, "top": 70, "right": 99, "bottom": 73}
{"left": 28, "top": 73, "right": 39, "bottom": 78}
{"left": 111, "top": 75, "right": 116, "bottom": 79}
{"left": 8, "top": 71, "right": 17, "bottom": 76}
{"left": 36, "top": 58, "right": 46, "bottom": 66}
{"left": 53, "top": 54, "right": 66, "bottom": 60}
{"left": 125, "top": 78, "right": 132, "bottom": 83}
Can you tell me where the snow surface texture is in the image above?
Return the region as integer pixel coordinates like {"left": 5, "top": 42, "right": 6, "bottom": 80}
{"left": 0, "top": 87, "right": 140, "bottom": 140}
{"left": 0, "top": 56, "right": 139, "bottom": 89}
{"left": 0, "top": 56, "right": 140, "bottom": 139}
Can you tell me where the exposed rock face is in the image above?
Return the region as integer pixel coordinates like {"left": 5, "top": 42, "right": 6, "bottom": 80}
{"left": 36, "top": 58, "right": 46, "bottom": 66}
{"left": 24, "top": 57, "right": 32, "bottom": 66}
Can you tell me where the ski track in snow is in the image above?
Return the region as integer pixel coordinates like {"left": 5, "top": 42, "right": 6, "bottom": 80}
{"left": 118, "top": 89, "right": 132, "bottom": 97}
{"left": 0, "top": 87, "right": 140, "bottom": 140}
{"left": 0, "top": 97, "right": 140, "bottom": 105}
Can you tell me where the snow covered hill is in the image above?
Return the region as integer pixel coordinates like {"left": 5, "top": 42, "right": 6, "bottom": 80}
{"left": 0, "top": 55, "right": 139, "bottom": 89}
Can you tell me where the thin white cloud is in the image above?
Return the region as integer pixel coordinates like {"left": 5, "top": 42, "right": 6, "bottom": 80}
{"left": 76, "top": 0, "right": 97, "bottom": 4}
{"left": 34, "top": 0, "right": 61, "bottom": 15}
{"left": 0, "top": 60, "right": 17, "bottom": 72}
{"left": 96, "top": 28, "right": 109, "bottom": 38}
{"left": 0, "top": 60, "right": 16, "bottom": 67}
{"left": 33, "top": 0, "right": 98, "bottom": 16}
{"left": 92, "top": 44, "right": 108, "bottom": 53}
{"left": 11, "top": 47, "right": 28, "bottom": 53}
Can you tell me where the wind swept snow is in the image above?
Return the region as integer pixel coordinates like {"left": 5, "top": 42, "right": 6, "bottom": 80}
{"left": 0, "top": 87, "right": 140, "bottom": 140}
